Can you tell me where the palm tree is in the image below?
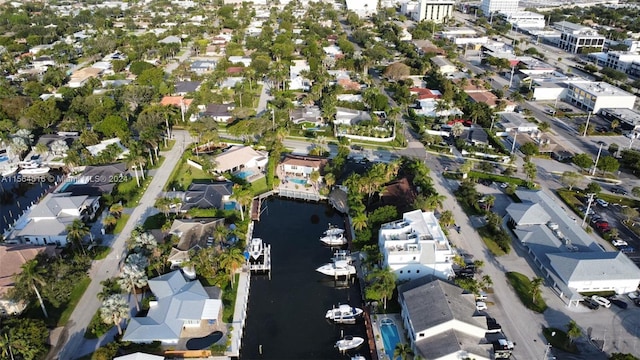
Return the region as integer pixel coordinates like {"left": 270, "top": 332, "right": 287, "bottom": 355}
{"left": 451, "top": 122, "right": 465, "bottom": 138}
{"left": 99, "top": 294, "right": 130, "bottom": 335}
{"left": 97, "top": 278, "right": 121, "bottom": 301}
{"left": 218, "top": 248, "right": 245, "bottom": 288}
{"left": 109, "top": 203, "right": 124, "bottom": 218}
{"left": 484, "top": 194, "right": 496, "bottom": 210}
{"left": 66, "top": 219, "right": 89, "bottom": 255}
{"left": 118, "top": 262, "right": 148, "bottom": 312}
{"left": 102, "top": 215, "right": 117, "bottom": 229}
{"left": 127, "top": 232, "right": 158, "bottom": 254}
{"left": 14, "top": 260, "right": 48, "bottom": 318}
{"left": 231, "top": 185, "right": 253, "bottom": 221}
{"left": 481, "top": 275, "right": 493, "bottom": 289}
{"left": 566, "top": 320, "right": 582, "bottom": 344}
{"left": 394, "top": 343, "right": 414, "bottom": 360}
{"left": 0, "top": 333, "right": 15, "bottom": 360}
{"left": 352, "top": 212, "right": 368, "bottom": 231}
{"left": 156, "top": 197, "right": 172, "bottom": 216}
{"left": 213, "top": 223, "right": 229, "bottom": 247}
{"left": 425, "top": 193, "right": 447, "bottom": 210}
{"left": 34, "top": 142, "right": 49, "bottom": 157}
{"left": 324, "top": 172, "right": 336, "bottom": 189}
{"left": 439, "top": 210, "right": 455, "bottom": 227}
{"left": 365, "top": 267, "right": 397, "bottom": 310}
{"left": 530, "top": 277, "right": 544, "bottom": 304}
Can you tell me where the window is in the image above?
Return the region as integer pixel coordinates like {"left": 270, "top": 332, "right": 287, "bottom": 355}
{"left": 399, "top": 270, "right": 403, "bottom": 274}
{"left": 408, "top": 270, "right": 411, "bottom": 273}
{"left": 416, "top": 270, "right": 420, "bottom": 273}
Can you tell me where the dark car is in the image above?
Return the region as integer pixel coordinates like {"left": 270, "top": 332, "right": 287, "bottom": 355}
{"left": 620, "top": 246, "right": 636, "bottom": 254}
{"left": 635, "top": 298, "right": 640, "bottom": 307}
{"left": 582, "top": 297, "right": 600, "bottom": 310}
{"left": 610, "top": 299, "right": 628, "bottom": 309}
{"left": 560, "top": 107, "right": 573, "bottom": 112}
{"left": 611, "top": 187, "right": 628, "bottom": 195}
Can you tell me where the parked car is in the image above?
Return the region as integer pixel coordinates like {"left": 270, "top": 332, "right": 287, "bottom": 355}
{"left": 476, "top": 301, "right": 488, "bottom": 311}
{"left": 581, "top": 207, "right": 595, "bottom": 216}
{"left": 610, "top": 299, "right": 628, "bottom": 309}
{"left": 590, "top": 215, "right": 603, "bottom": 224}
{"left": 619, "top": 246, "right": 636, "bottom": 254}
{"left": 595, "top": 222, "right": 611, "bottom": 232}
{"left": 611, "top": 187, "right": 628, "bottom": 195}
{"left": 627, "top": 291, "right": 639, "bottom": 300}
{"left": 582, "top": 297, "right": 600, "bottom": 310}
{"left": 595, "top": 199, "right": 609, "bottom": 207}
{"left": 635, "top": 298, "right": 640, "bottom": 307}
{"left": 591, "top": 295, "right": 611, "bottom": 308}
{"left": 612, "top": 239, "right": 629, "bottom": 247}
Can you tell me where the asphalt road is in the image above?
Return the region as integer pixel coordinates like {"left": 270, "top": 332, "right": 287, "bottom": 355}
{"left": 54, "top": 130, "right": 193, "bottom": 360}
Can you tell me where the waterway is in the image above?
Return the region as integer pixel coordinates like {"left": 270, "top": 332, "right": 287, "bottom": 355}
{"left": 0, "top": 177, "right": 56, "bottom": 234}
{"left": 241, "top": 198, "right": 370, "bottom": 360}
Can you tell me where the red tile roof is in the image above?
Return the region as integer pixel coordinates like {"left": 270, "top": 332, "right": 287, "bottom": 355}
{"left": 409, "top": 87, "right": 441, "bottom": 100}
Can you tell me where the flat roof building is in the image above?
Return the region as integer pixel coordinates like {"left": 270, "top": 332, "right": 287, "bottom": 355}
{"left": 566, "top": 81, "right": 636, "bottom": 113}
{"left": 481, "top": 0, "right": 519, "bottom": 16}
{"left": 411, "top": 0, "right": 455, "bottom": 23}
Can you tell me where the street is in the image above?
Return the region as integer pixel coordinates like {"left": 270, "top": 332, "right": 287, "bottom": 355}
{"left": 54, "top": 130, "right": 193, "bottom": 360}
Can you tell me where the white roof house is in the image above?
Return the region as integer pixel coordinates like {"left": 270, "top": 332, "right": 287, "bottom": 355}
{"left": 289, "top": 59, "right": 311, "bottom": 91}
{"left": 123, "top": 271, "right": 221, "bottom": 344}
{"left": 506, "top": 190, "right": 640, "bottom": 306}
{"left": 7, "top": 193, "right": 100, "bottom": 246}
{"left": 212, "top": 145, "right": 268, "bottom": 173}
{"left": 379, "top": 210, "right": 456, "bottom": 281}
{"left": 86, "top": 137, "right": 130, "bottom": 159}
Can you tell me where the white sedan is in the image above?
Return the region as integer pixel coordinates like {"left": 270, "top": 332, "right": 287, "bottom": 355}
{"left": 612, "top": 239, "right": 629, "bottom": 247}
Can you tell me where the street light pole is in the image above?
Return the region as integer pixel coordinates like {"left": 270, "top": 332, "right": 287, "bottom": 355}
{"left": 591, "top": 142, "right": 604, "bottom": 176}
{"left": 583, "top": 111, "right": 592, "bottom": 137}
{"left": 511, "top": 130, "right": 518, "bottom": 154}
{"left": 581, "top": 193, "right": 596, "bottom": 227}
{"left": 629, "top": 132, "right": 639, "bottom": 149}
{"left": 509, "top": 65, "right": 515, "bottom": 88}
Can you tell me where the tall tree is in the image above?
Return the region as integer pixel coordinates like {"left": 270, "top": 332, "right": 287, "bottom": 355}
{"left": 394, "top": 343, "right": 414, "bottom": 360}
{"left": 231, "top": 185, "right": 253, "bottom": 221}
{"left": 12, "top": 260, "right": 48, "bottom": 318}
{"left": 365, "top": 267, "right": 397, "bottom": 309}
{"left": 560, "top": 171, "right": 583, "bottom": 190}
{"left": 530, "top": 277, "right": 544, "bottom": 304}
{"left": 218, "top": 248, "right": 245, "bottom": 288}
{"left": 566, "top": 320, "right": 582, "bottom": 344}
{"left": 118, "top": 262, "right": 148, "bottom": 312}
{"left": 99, "top": 294, "right": 130, "bottom": 335}
{"left": 66, "top": 219, "right": 90, "bottom": 255}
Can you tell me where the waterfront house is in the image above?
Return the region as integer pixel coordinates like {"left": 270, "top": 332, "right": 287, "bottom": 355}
{"left": 86, "top": 137, "right": 129, "bottom": 160}
{"left": 506, "top": 190, "right": 640, "bottom": 306}
{"left": 64, "top": 163, "right": 128, "bottom": 197}
{"left": 212, "top": 145, "right": 268, "bottom": 174}
{"left": 378, "top": 210, "right": 456, "bottom": 281}
{"left": 0, "top": 245, "right": 58, "bottom": 316}
{"left": 399, "top": 276, "right": 495, "bottom": 360}
{"left": 6, "top": 193, "right": 100, "bottom": 246}
{"left": 167, "top": 218, "right": 225, "bottom": 270}
{"left": 123, "top": 270, "right": 222, "bottom": 345}
{"left": 334, "top": 107, "right": 372, "bottom": 126}
{"left": 279, "top": 154, "right": 327, "bottom": 178}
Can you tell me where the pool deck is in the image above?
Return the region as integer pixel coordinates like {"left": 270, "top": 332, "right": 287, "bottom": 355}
{"left": 371, "top": 313, "right": 407, "bottom": 360}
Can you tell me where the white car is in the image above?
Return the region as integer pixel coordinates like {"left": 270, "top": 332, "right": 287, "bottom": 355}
{"left": 476, "top": 301, "right": 488, "bottom": 311}
{"left": 595, "top": 199, "right": 609, "bottom": 207}
{"left": 591, "top": 295, "right": 611, "bottom": 308}
{"left": 612, "top": 239, "right": 629, "bottom": 247}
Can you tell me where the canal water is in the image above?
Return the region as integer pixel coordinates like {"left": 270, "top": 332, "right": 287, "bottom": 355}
{"left": 241, "top": 198, "right": 370, "bottom": 360}
{"left": 0, "top": 177, "right": 55, "bottom": 234}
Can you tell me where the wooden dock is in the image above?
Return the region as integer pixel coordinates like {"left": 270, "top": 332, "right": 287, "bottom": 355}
{"left": 251, "top": 197, "right": 261, "bottom": 221}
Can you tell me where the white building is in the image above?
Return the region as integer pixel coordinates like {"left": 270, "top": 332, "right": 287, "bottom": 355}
{"left": 503, "top": 11, "right": 545, "bottom": 29}
{"left": 481, "top": 0, "right": 519, "bottom": 16}
{"left": 566, "top": 81, "right": 636, "bottom": 113}
{"left": 289, "top": 59, "right": 311, "bottom": 91}
{"left": 345, "top": 0, "right": 376, "bottom": 18}
{"left": 431, "top": 56, "right": 457, "bottom": 75}
{"left": 411, "top": 0, "right": 455, "bottom": 23}
{"left": 506, "top": 190, "right": 640, "bottom": 306}
{"left": 378, "top": 210, "right": 455, "bottom": 281}
{"left": 603, "top": 52, "right": 640, "bottom": 73}
{"left": 555, "top": 21, "right": 605, "bottom": 54}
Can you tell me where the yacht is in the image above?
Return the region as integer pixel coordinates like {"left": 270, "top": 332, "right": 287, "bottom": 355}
{"left": 351, "top": 356, "right": 366, "bottom": 360}
{"left": 17, "top": 159, "right": 40, "bottom": 169}
{"left": 332, "top": 249, "right": 352, "bottom": 263}
{"left": 324, "top": 224, "right": 345, "bottom": 237}
{"left": 320, "top": 232, "right": 347, "bottom": 246}
{"left": 249, "top": 238, "right": 265, "bottom": 261}
{"left": 1, "top": 165, "right": 18, "bottom": 177}
{"left": 19, "top": 166, "right": 50, "bottom": 176}
{"left": 335, "top": 336, "right": 364, "bottom": 352}
{"left": 316, "top": 260, "right": 356, "bottom": 277}
{"left": 326, "top": 304, "right": 364, "bottom": 323}
{"left": 246, "top": 238, "right": 271, "bottom": 273}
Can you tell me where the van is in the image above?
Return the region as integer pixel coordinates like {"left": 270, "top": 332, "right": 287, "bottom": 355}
{"left": 591, "top": 295, "right": 611, "bottom": 308}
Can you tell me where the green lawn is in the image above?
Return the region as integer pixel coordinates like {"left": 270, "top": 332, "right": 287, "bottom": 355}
{"left": 89, "top": 245, "right": 111, "bottom": 260}
{"left": 143, "top": 213, "right": 167, "bottom": 230}
{"left": 543, "top": 327, "right": 579, "bottom": 354}
{"left": 164, "top": 158, "right": 213, "bottom": 191}
{"left": 251, "top": 177, "right": 269, "bottom": 195}
{"left": 506, "top": 272, "right": 548, "bottom": 313}
{"left": 113, "top": 213, "right": 131, "bottom": 234}
{"left": 161, "top": 139, "right": 176, "bottom": 151}
{"left": 116, "top": 176, "right": 153, "bottom": 207}
{"left": 468, "top": 171, "right": 530, "bottom": 187}
{"left": 58, "top": 276, "right": 92, "bottom": 326}
{"left": 477, "top": 226, "right": 507, "bottom": 256}
{"left": 222, "top": 274, "right": 240, "bottom": 323}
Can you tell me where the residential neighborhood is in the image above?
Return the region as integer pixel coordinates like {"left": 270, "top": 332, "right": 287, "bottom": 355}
{"left": 0, "top": 0, "right": 639, "bottom": 359}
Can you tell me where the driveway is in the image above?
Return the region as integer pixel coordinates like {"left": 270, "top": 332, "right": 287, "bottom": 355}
{"left": 53, "top": 130, "right": 193, "bottom": 360}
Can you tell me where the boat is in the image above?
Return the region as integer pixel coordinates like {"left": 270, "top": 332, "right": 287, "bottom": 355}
{"left": 249, "top": 238, "right": 265, "bottom": 260}
{"left": 320, "top": 232, "right": 347, "bottom": 246}
{"left": 351, "top": 356, "right": 366, "bottom": 360}
{"left": 1, "top": 165, "right": 18, "bottom": 177}
{"left": 316, "top": 260, "right": 356, "bottom": 277}
{"left": 17, "top": 159, "right": 40, "bottom": 169}
{"left": 335, "top": 336, "right": 365, "bottom": 352}
{"left": 19, "top": 166, "right": 50, "bottom": 176}
{"left": 246, "top": 238, "right": 271, "bottom": 273}
{"left": 326, "top": 304, "right": 364, "bottom": 323}
{"left": 324, "top": 224, "right": 345, "bottom": 237}
{"left": 332, "top": 249, "right": 352, "bottom": 263}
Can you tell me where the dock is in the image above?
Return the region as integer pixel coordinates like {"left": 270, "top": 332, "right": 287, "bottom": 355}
{"left": 251, "top": 197, "right": 261, "bottom": 221}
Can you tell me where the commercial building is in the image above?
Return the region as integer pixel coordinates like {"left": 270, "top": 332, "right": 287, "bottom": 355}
{"left": 502, "top": 11, "right": 545, "bottom": 29}
{"left": 378, "top": 210, "right": 456, "bottom": 281}
{"left": 600, "top": 108, "right": 640, "bottom": 132}
{"left": 555, "top": 21, "right": 605, "bottom": 54}
{"left": 603, "top": 52, "right": 640, "bottom": 73}
{"left": 566, "top": 81, "right": 636, "bottom": 113}
{"left": 345, "top": 0, "right": 376, "bottom": 17}
{"left": 481, "top": 0, "right": 519, "bottom": 16}
{"left": 411, "top": 0, "right": 455, "bottom": 23}
{"left": 506, "top": 190, "right": 640, "bottom": 306}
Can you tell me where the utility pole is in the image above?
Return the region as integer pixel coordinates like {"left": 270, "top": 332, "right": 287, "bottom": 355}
{"left": 629, "top": 131, "right": 639, "bottom": 149}
{"left": 581, "top": 193, "right": 596, "bottom": 227}
{"left": 511, "top": 130, "right": 518, "bottom": 154}
{"left": 542, "top": 343, "right": 552, "bottom": 360}
{"left": 591, "top": 142, "right": 604, "bottom": 176}
{"left": 509, "top": 65, "right": 515, "bottom": 88}
{"left": 583, "top": 111, "right": 592, "bottom": 136}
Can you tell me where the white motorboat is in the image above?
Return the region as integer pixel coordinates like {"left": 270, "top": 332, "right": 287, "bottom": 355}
{"left": 316, "top": 260, "right": 356, "bottom": 277}
{"left": 332, "top": 249, "right": 352, "bottom": 263}
{"left": 335, "top": 336, "right": 365, "bottom": 352}
{"left": 351, "top": 356, "right": 366, "bottom": 360}
{"left": 17, "top": 159, "right": 40, "bottom": 169}
{"left": 324, "top": 224, "right": 345, "bottom": 237}
{"left": 326, "top": 304, "right": 364, "bottom": 322}
{"left": 1, "top": 165, "right": 18, "bottom": 177}
{"left": 19, "top": 166, "right": 50, "bottom": 176}
{"left": 320, "top": 233, "right": 347, "bottom": 246}
{"left": 249, "top": 238, "right": 265, "bottom": 260}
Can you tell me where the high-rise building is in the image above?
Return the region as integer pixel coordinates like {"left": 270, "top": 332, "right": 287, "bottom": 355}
{"left": 481, "top": 0, "right": 519, "bottom": 16}
{"left": 411, "top": 0, "right": 455, "bottom": 23}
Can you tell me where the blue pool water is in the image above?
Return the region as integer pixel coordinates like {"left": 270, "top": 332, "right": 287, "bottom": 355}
{"left": 224, "top": 201, "right": 236, "bottom": 211}
{"left": 380, "top": 318, "right": 401, "bottom": 360}
{"left": 236, "top": 170, "right": 254, "bottom": 179}
{"left": 59, "top": 179, "right": 77, "bottom": 192}
{"left": 289, "top": 178, "right": 307, "bottom": 185}
{"left": 0, "top": 155, "right": 8, "bottom": 162}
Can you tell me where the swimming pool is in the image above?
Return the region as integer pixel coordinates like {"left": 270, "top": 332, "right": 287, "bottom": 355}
{"left": 288, "top": 178, "right": 307, "bottom": 185}
{"left": 380, "top": 318, "right": 401, "bottom": 360}
{"left": 236, "top": 169, "right": 254, "bottom": 179}
{"left": 0, "top": 155, "right": 8, "bottom": 163}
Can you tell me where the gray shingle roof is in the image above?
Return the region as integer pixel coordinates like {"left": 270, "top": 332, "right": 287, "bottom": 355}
{"left": 548, "top": 252, "right": 640, "bottom": 283}
{"left": 506, "top": 202, "right": 550, "bottom": 225}
{"left": 415, "top": 329, "right": 493, "bottom": 360}
{"left": 182, "top": 182, "right": 233, "bottom": 210}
